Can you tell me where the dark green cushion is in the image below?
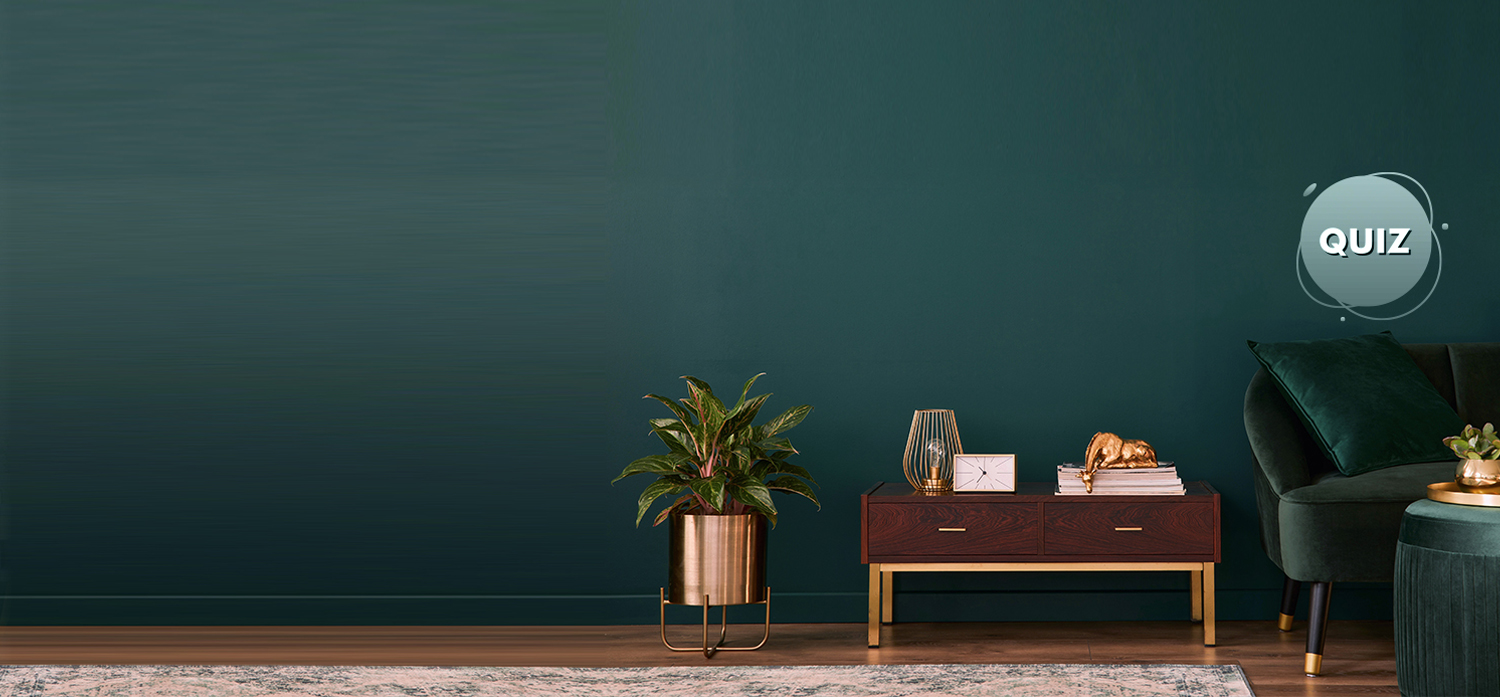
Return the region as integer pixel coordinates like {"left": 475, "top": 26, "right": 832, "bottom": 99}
{"left": 1399, "top": 498, "right": 1500, "bottom": 556}
{"left": 1248, "top": 332, "right": 1463, "bottom": 476}
{"left": 1277, "top": 461, "right": 1456, "bottom": 581}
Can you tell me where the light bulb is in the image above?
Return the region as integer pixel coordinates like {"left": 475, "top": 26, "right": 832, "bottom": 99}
{"left": 925, "top": 438, "right": 947, "bottom": 477}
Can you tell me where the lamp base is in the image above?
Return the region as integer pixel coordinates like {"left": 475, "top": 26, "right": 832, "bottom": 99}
{"left": 917, "top": 478, "right": 953, "bottom": 495}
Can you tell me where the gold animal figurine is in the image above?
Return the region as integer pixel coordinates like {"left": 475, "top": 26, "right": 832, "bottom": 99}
{"left": 1080, "top": 432, "right": 1158, "bottom": 493}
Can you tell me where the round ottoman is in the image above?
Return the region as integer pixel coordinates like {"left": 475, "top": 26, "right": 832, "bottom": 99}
{"left": 1396, "top": 498, "right": 1500, "bottom": 697}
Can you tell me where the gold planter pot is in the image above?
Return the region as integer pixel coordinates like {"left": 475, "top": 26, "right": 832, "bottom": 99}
{"left": 668, "top": 512, "right": 766, "bottom": 605}
{"left": 1457, "top": 459, "right": 1500, "bottom": 492}
{"left": 661, "top": 512, "right": 770, "bottom": 656}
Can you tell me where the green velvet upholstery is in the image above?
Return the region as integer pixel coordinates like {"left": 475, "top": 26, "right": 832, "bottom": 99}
{"left": 1395, "top": 499, "right": 1500, "bottom": 696}
{"left": 1399, "top": 498, "right": 1500, "bottom": 555}
{"left": 1246, "top": 342, "right": 1500, "bottom": 584}
{"left": 1247, "top": 333, "right": 1464, "bottom": 476}
{"left": 1277, "top": 462, "right": 1456, "bottom": 581}
{"left": 1452, "top": 343, "right": 1500, "bottom": 427}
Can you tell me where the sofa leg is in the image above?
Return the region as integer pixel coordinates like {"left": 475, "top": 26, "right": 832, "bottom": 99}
{"left": 1305, "top": 581, "right": 1332, "bottom": 676}
{"left": 1278, "top": 576, "right": 1301, "bottom": 631}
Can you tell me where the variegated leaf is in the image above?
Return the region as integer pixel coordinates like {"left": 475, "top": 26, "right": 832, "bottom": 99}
{"left": 636, "top": 479, "right": 685, "bottom": 527}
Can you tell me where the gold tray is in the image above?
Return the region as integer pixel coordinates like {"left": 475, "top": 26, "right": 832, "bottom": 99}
{"left": 1427, "top": 481, "right": 1500, "bottom": 507}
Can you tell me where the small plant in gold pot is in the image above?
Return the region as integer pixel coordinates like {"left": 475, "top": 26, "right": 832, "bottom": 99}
{"left": 1445, "top": 423, "right": 1500, "bottom": 492}
{"left": 613, "top": 373, "right": 817, "bottom": 653}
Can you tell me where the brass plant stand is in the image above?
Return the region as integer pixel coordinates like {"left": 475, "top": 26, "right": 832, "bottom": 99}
{"left": 659, "top": 587, "right": 771, "bottom": 658}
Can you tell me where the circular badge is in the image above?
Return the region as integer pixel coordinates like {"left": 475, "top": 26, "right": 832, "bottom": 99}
{"left": 1297, "top": 172, "right": 1443, "bottom": 320}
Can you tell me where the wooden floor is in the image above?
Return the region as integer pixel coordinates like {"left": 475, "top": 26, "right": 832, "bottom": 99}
{"left": 0, "top": 621, "right": 1396, "bottom": 695}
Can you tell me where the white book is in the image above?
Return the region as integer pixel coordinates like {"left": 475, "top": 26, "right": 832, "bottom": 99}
{"left": 1057, "top": 471, "right": 1182, "bottom": 480}
{"left": 1058, "top": 476, "right": 1182, "bottom": 483}
{"left": 1060, "top": 462, "right": 1175, "bottom": 466}
{"left": 1059, "top": 463, "right": 1176, "bottom": 473}
{"left": 1059, "top": 484, "right": 1184, "bottom": 491}
{"left": 1058, "top": 477, "right": 1183, "bottom": 487}
{"left": 1057, "top": 465, "right": 1180, "bottom": 483}
{"left": 1056, "top": 485, "right": 1186, "bottom": 496}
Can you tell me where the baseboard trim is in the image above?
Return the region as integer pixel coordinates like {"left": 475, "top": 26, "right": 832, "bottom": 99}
{"left": 0, "top": 586, "right": 1396, "bottom": 625}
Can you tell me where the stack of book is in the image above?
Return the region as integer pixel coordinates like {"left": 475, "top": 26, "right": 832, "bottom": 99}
{"left": 1056, "top": 463, "right": 1185, "bottom": 495}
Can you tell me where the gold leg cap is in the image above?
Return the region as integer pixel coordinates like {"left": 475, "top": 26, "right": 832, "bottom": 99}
{"left": 1304, "top": 652, "right": 1322, "bottom": 676}
{"left": 1277, "top": 613, "right": 1295, "bottom": 631}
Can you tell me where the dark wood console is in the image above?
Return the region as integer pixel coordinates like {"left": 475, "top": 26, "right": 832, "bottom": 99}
{"left": 861, "top": 481, "right": 1221, "bottom": 647}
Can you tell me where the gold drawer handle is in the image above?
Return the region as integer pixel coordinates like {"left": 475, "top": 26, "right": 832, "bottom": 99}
{"left": 938, "top": 527, "right": 966, "bottom": 532}
{"left": 1114, "top": 526, "right": 1143, "bottom": 531}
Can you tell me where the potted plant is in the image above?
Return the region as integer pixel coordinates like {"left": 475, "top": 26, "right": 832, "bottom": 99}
{"left": 613, "top": 373, "right": 818, "bottom": 609}
{"left": 1445, "top": 423, "right": 1500, "bottom": 492}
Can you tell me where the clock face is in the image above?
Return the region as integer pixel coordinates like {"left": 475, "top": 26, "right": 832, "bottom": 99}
{"left": 953, "top": 454, "right": 1016, "bottom": 492}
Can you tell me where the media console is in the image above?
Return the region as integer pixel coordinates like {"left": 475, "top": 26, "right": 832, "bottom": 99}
{"left": 861, "top": 481, "right": 1221, "bottom": 647}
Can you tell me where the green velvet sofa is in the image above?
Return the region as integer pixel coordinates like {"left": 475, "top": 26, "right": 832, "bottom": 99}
{"left": 1245, "top": 341, "right": 1500, "bottom": 676}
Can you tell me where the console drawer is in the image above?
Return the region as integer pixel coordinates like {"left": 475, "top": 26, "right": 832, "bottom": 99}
{"left": 1044, "top": 501, "right": 1214, "bottom": 555}
{"left": 867, "top": 502, "right": 1038, "bottom": 556}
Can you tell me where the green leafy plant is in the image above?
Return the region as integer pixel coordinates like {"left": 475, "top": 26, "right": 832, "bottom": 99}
{"left": 613, "top": 373, "right": 818, "bottom": 527}
{"left": 1445, "top": 423, "right": 1500, "bottom": 460}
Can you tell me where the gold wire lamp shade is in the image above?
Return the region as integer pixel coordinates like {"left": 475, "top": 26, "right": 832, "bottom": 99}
{"left": 903, "top": 409, "right": 963, "bottom": 494}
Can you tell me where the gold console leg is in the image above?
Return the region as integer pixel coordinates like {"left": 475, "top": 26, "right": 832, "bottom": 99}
{"left": 868, "top": 564, "right": 881, "bottom": 648}
{"left": 881, "top": 570, "right": 894, "bottom": 624}
{"left": 1202, "top": 562, "right": 1216, "bottom": 646}
{"left": 1190, "top": 569, "right": 1203, "bottom": 622}
{"left": 1304, "top": 653, "right": 1322, "bottom": 676}
{"left": 659, "top": 587, "right": 770, "bottom": 658}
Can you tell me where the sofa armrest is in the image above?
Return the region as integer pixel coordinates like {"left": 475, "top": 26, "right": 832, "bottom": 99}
{"left": 1244, "top": 367, "right": 1320, "bottom": 494}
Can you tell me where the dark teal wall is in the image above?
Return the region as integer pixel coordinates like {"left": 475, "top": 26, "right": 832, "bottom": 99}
{"left": 2, "top": 1, "right": 1497, "bottom": 625}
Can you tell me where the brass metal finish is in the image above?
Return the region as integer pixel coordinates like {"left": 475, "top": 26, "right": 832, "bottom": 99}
{"left": 668, "top": 513, "right": 766, "bottom": 606}
{"left": 903, "top": 410, "right": 963, "bottom": 494}
{"left": 1190, "top": 570, "right": 1203, "bottom": 622}
{"left": 919, "top": 477, "right": 953, "bottom": 494}
{"left": 662, "top": 512, "right": 770, "bottom": 656}
{"left": 867, "top": 560, "right": 1216, "bottom": 648}
{"left": 937, "top": 527, "right": 966, "bottom": 532}
{"left": 1114, "top": 527, "right": 1143, "bottom": 531}
{"left": 658, "top": 587, "right": 770, "bottom": 658}
{"left": 880, "top": 570, "right": 893, "bottom": 624}
{"left": 1428, "top": 481, "right": 1500, "bottom": 507}
{"left": 1304, "top": 652, "right": 1323, "bottom": 676}
{"left": 1202, "top": 562, "right": 1216, "bottom": 646}
{"left": 1278, "top": 613, "right": 1295, "bottom": 632}
{"left": 878, "top": 561, "right": 1204, "bottom": 572}
{"left": 1456, "top": 459, "right": 1500, "bottom": 491}
{"left": 1080, "top": 432, "right": 1158, "bottom": 493}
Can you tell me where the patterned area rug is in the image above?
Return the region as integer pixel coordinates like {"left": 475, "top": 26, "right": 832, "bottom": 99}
{"left": 1, "top": 664, "right": 1253, "bottom": 696}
